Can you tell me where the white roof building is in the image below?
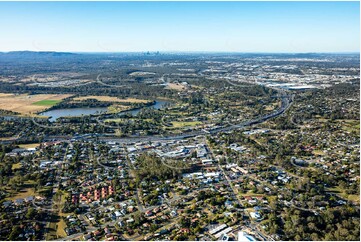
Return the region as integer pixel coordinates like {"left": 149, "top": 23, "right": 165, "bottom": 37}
{"left": 238, "top": 231, "right": 256, "bottom": 241}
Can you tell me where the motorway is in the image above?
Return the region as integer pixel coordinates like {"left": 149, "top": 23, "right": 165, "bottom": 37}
{"left": 2, "top": 87, "right": 293, "bottom": 241}
{"left": 98, "top": 90, "right": 293, "bottom": 144}
{"left": 0, "top": 87, "right": 293, "bottom": 146}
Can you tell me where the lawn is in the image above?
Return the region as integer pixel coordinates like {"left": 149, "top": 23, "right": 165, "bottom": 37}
{"left": 32, "top": 99, "right": 62, "bottom": 106}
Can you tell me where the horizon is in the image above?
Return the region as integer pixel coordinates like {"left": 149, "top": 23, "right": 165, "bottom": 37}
{"left": 0, "top": 1, "right": 359, "bottom": 53}
{"left": 0, "top": 50, "right": 360, "bottom": 55}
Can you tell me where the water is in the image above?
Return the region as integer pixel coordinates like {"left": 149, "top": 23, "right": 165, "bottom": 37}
{"left": 41, "top": 107, "right": 108, "bottom": 122}
{"left": 40, "top": 100, "right": 170, "bottom": 122}
{"left": 119, "top": 100, "right": 169, "bottom": 116}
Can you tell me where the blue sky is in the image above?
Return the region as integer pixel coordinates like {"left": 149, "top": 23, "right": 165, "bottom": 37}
{"left": 0, "top": 1, "right": 359, "bottom": 52}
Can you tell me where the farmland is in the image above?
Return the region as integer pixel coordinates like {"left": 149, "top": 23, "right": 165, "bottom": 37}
{"left": 0, "top": 52, "right": 359, "bottom": 241}
{"left": 0, "top": 93, "right": 72, "bottom": 115}
{"left": 32, "top": 100, "right": 62, "bottom": 106}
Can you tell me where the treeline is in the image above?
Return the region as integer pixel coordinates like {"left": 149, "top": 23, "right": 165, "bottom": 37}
{"left": 266, "top": 205, "right": 360, "bottom": 240}
{"left": 0, "top": 81, "right": 179, "bottom": 101}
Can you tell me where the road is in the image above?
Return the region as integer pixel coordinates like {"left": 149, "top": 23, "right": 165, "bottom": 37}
{"left": 117, "top": 144, "right": 145, "bottom": 214}
{"left": 0, "top": 86, "right": 292, "bottom": 147}
{"left": 48, "top": 89, "right": 292, "bottom": 241}
{"left": 205, "top": 139, "right": 243, "bottom": 206}
{"left": 205, "top": 138, "right": 274, "bottom": 241}
{"left": 98, "top": 91, "right": 293, "bottom": 144}
{"left": 3, "top": 87, "right": 293, "bottom": 241}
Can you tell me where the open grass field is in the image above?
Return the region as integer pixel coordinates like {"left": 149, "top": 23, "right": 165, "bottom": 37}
{"left": 0, "top": 93, "right": 14, "bottom": 97}
{"left": 347, "top": 194, "right": 360, "bottom": 203}
{"left": 56, "top": 219, "right": 67, "bottom": 238}
{"left": 19, "top": 143, "right": 40, "bottom": 149}
{"left": 171, "top": 121, "right": 202, "bottom": 128}
{"left": 129, "top": 71, "right": 156, "bottom": 76}
{"left": 12, "top": 163, "right": 22, "bottom": 170}
{"left": 46, "top": 222, "right": 58, "bottom": 241}
{"left": 326, "top": 186, "right": 360, "bottom": 204}
{"left": 104, "top": 118, "right": 125, "bottom": 123}
{"left": 165, "top": 83, "right": 187, "bottom": 91}
{"left": 11, "top": 187, "right": 35, "bottom": 199}
{"left": 312, "top": 149, "right": 325, "bottom": 156}
{"left": 0, "top": 93, "right": 72, "bottom": 115}
{"left": 73, "top": 95, "right": 150, "bottom": 103}
{"left": 32, "top": 100, "right": 62, "bottom": 106}
{"left": 54, "top": 193, "right": 70, "bottom": 238}
{"left": 107, "top": 104, "right": 131, "bottom": 113}
{"left": 7, "top": 181, "right": 36, "bottom": 200}
{"left": 5, "top": 180, "right": 37, "bottom": 202}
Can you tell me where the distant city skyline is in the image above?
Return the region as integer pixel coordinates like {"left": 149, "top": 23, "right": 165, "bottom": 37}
{"left": 0, "top": 1, "right": 359, "bottom": 53}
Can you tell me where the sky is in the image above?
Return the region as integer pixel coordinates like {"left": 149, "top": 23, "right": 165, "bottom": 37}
{"left": 0, "top": 1, "right": 359, "bottom": 53}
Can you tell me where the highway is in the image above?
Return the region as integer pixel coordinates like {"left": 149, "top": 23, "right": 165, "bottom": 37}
{"left": 1, "top": 87, "right": 293, "bottom": 146}
{"left": 98, "top": 90, "right": 293, "bottom": 144}
{"left": 0, "top": 88, "right": 294, "bottom": 241}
